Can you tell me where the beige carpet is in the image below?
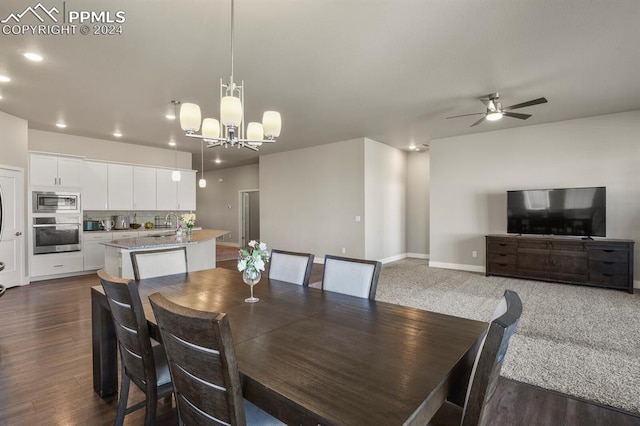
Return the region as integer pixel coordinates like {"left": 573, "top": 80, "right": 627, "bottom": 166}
{"left": 376, "top": 258, "right": 640, "bottom": 414}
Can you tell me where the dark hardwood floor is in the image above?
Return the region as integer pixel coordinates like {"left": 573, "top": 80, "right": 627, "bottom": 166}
{"left": 0, "top": 262, "right": 638, "bottom": 425}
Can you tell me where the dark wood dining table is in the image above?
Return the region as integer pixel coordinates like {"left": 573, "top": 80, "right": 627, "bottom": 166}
{"left": 91, "top": 267, "right": 487, "bottom": 425}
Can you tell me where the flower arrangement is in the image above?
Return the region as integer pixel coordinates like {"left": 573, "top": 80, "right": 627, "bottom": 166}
{"left": 180, "top": 213, "right": 196, "bottom": 229}
{"left": 237, "top": 240, "right": 270, "bottom": 273}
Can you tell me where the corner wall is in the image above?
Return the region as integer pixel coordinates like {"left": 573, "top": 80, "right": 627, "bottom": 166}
{"left": 0, "top": 111, "right": 28, "bottom": 170}
{"left": 430, "top": 110, "right": 640, "bottom": 277}
{"left": 406, "top": 151, "right": 430, "bottom": 257}
{"left": 364, "top": 138, "right": 407, "bottom": 262}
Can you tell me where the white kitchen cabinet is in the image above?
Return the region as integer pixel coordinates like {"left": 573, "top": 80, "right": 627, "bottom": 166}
{"left": 177, "top": 170, "right": 197, "bottom": 211}
{"left": 31, "top": 252, "right": 84, "bottom": 277}
{"left": 107, "top": 164, "right": 134, "bottom": 210}
{"left": 83, "top": 161, "right": 108, "bottom": 210}
{"left": 30, "top": 153, "right": 83, "bottom": 188}
{"left": 156, "top": 169, "right": 196, "bottom": 211}
{"left": 83, "top": 232, "right": 113, "bottom": 270}
{"left": 133, "top": 166, "right": 157, "bottom": 210}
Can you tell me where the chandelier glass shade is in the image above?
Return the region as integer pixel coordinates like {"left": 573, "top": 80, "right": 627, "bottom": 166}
{"left": 178, "top": 0, "right": 281, "bottom": 152}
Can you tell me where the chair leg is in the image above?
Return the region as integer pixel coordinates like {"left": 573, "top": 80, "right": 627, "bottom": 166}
{"left": 144, "top": 388, "right": 158, "bottom": 426}
{"left": 115, "top": 371, "right": 130, "bottom": 426}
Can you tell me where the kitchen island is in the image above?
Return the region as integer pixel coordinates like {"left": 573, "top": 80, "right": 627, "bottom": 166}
{"left": 102, "top": 229, "right": 230, "bottom": 279}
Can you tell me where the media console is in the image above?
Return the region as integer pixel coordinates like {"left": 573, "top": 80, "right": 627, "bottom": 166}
{"left": 485, "top": 235, "right": 634, "bottom": 293}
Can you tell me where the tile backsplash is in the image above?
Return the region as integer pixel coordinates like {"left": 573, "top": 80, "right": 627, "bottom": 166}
{"left": 84, "top": 210, "right": 191, "bottom": 228}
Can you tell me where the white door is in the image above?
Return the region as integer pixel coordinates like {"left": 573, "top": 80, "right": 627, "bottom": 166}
{"left": 0, "top": 167, "right": 24, "bottom": 288}
{"left": 57, "top": 157, "right": 83, "bottom": 187}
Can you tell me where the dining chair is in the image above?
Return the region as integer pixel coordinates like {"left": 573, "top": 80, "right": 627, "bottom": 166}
{"left": 321, "top": 255, "right": 382, "bottom": 299}
{"left": 97, "top": 269, "right": 173, "bottom": 426}
{"left": 428, "top": 289, "right": 523, "bottom": 426}
{"left": 268, "top": 249, "right": 315, "bottom": 286}
{"left": 130, "top": 247, "right": 188, "bottom": 281}
{"left": 148, "top": 292, "right": 284, "bottom": 425}
{"left": 0, "top": 284, "right": 5, "bottom": 298}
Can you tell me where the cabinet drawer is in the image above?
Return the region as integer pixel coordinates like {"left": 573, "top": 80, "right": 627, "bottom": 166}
{"left": 487, "top": 253, "right": 517, "bottom": 265}
{"left": 519, "top": 240, "right": 548, "bottom": 250}
{"left": 31, "top": 254, "right": 84, "bottom": 277}
{"left": 588, "top": 248, "right": 629, "bottom": 262}
{"left": 549, "top": 242, "right": 584, "bottom": 252}
{"left": 487, "top": 242, "right": 517, "bottom": 254}
{"left": 589, "top": 260, "right": 629, "bottom": 275}
{"left": 83, "top": 232, "right": 113, "bottom": 242}
{"left": 488, "top": 262, "right": 517, "bottom": 275}
{"left": 589, "top": 271, "right": 629, "bottom": 288}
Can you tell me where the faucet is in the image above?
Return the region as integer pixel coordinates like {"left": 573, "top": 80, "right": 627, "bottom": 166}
{"left": 165, "top": 213, "right": 179, "bottom": 231}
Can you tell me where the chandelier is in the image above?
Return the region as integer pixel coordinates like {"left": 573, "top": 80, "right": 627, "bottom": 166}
{"left": 178, "top": 0, "right": 281, "bottom": 151}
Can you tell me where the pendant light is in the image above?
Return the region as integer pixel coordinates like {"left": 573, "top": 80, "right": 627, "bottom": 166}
{"left": 171, "top": 142, "right": 181, "bottom": 182}
{"left": 199, "top": 140, "right": 207, "bottom": 188}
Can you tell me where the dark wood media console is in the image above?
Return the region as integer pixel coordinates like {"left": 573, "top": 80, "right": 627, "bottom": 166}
{"left": 486, "top": 235, "right": 635, "bottom": 293}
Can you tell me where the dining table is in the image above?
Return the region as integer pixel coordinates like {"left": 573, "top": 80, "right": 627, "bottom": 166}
{"left": 91, "top": 267, "right": 488, "bottom": 425}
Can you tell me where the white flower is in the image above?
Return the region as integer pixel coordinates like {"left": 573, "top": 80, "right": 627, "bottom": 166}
{"left": 248, "top": 240, "right": 257, "bottom": 248}
{"left": 254, "top": 258, "right": 265, "bottom": 271}
{"left": 259, "top": 242, "right": 267, "bottom": 251}
{"left": 237, "top": 259, "right": 247, "bottom": 272}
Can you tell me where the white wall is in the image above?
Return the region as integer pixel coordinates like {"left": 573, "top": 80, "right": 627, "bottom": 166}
{"left": 260, "top": 138, "right": 365, "bottom": 259}
{"left": 196, "top": 164, "right": 259, "bottom": 244}
{"left": 0, "top": 112, "right": 29, "bottom": 170}
{"left": 28, "top": 130, "right": 191, "bottom": 169}
{"left": 406, "top": 151, "right": 430, "bottom": 257}
{"left": 430, "top": 110, "right": 640, "bottom": 275}
{"left": 364, "top": 138, "right": 407, "bottom": 261}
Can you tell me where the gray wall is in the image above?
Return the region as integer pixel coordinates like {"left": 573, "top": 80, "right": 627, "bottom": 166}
{"left": 364, "top": 138, "right": 407, "bottom": 261}
{"left": 0, "top": 111, "right": 29, "bottom": 171}
{"left": 430, "top": 110, "right": 640, "bottom": 278}
{"left": 260, "top": 138, "right": 366, "bottom": 259}
{"left": 406, "top": 151, "right": 430, "bottom": 257}
{"left": 196, "top": 164, "right": 259, "bottom": 244}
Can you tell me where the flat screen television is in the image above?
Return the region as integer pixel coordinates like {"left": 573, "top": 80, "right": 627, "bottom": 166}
{"left": 507, "top": 187, "right": 606, "bottom": 237}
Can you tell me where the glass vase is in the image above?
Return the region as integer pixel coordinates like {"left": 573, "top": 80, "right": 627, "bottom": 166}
{"left": 242, "top": 268, "right": 261, "bottom": 303}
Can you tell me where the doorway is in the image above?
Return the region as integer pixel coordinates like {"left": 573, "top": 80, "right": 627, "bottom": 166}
{"left": 0, "top": 166, "right": 25, "bottom": 288}
{"left": 239, "top": 190, "right": 260, "bottom": 247}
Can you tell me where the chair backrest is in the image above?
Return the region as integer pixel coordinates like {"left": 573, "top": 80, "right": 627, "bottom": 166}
{"left": 130, "top": 247, "right": 188, "bottom": 281}
{"left": 149, "top": 292, "right": 246, "bottom": 426}
{"left": 321, "top": 255, "right": 382, "bottom": 299}
{"left": 462, "top": 290, "right": 522, "bottom": 426}
{"left": 97, "top": 269, "right": 158, "bottom": 394}
{"left": 0, "top": 284, "right": 5, "bottom": 298}
{"left": 268, "top": 249, "right": 315, "bottom": 286}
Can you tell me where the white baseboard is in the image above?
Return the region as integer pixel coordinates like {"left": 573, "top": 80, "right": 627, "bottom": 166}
{"left": 429, "top": 261, "right": 485, "bottom": 274}
{"left": 407, "top": 253, "right": 429, "bottom": 260}
{"left": 634, "top": 280, "right": 640, "bottom": 289}
{"left": 379, "top": 254, "right": 407, "bottom": 264}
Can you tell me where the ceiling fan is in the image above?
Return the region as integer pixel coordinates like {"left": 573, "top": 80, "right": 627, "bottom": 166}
{"left": 446, "top": 93, "right": 548, "bottom": 127}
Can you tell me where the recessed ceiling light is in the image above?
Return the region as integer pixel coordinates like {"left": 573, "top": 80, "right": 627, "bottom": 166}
{"left": 56, "top": 122, "right": 67, "bottom": 128}
{"left": 415, "top": 148, "right": 420, "bottom": 152}
{"left": 0, "top": 94, "right": 3, "bottom": 100}
{"left": 168, "top": 141, "right": 176, "bottom": 146}
{"left": 215, "top": 159, "right": 221, "bottom": 164}
{"left": 0, "top": 75, "right": 10, "bottom": 83}
{"left": 408, "top": 145, "right": 416, "bottom": 150}
{"left": 166, "top": 113, "right": 176, "bottom": 120}
{"left": 113, "top": 131, "right": 122, "bottom": 138}
{"left": 23, "top": 52, "right": 43, "bottom": 62}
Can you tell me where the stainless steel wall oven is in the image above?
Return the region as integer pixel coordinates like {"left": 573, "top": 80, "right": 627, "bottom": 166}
{"left": 33, "top": 217, "right": 81, "bottom": 254}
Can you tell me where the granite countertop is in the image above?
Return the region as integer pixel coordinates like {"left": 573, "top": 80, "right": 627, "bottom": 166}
{"left": 102, "top": 229, "right": 230, "bottom": 249}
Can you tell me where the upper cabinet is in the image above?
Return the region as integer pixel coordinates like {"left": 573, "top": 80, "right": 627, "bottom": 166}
{"left": 83, "top": 161, "right": 108, "bottom": 210}
{"left": 30, "top": 153, "right": 83, "bottom": 188}
{"left": 133, "top": 166, "right": 156, "bottom": 210}
{"left": 156, "top": 169, "right": 196, "bottom": 211}
{"left": 107, "top": 164, "right": 134, "bottom": 210}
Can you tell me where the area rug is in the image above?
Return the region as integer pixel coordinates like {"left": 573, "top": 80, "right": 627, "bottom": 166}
{"left": 376, "top": 258, "right": 640, "bottom": 414}
{"left": 216, "top": 244, "right": 239, "bottom": 262}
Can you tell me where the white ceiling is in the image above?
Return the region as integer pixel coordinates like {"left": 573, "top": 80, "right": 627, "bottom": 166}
{"left": 1, "top": 0, "right": 639, "bottom": 170}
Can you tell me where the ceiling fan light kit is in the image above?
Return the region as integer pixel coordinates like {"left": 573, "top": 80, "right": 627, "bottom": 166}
{"left": 446, "top": 92, "right": 547, "bottom": 127}
{"left": 177, "top": 0, "right": 281, "bottom": 152}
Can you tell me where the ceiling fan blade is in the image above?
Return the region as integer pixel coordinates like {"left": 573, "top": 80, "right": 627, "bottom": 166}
{"left": 470, "top": 116, "right": 486, "bottom": 127}
{"left": 503, "top": 112, "right": 532, "bottom": 120}
{"left": 504, "top": 97, "right": 548, "bottom": 111}
{"left": 446, "top": 112, "right": 485, "bottom": 119}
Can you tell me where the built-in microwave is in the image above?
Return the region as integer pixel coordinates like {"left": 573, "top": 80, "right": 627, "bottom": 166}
{"left": 33, "top": 191, "right": 80, "bottom": 214}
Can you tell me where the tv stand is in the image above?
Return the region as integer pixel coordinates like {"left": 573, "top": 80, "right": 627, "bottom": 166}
{"left": 486, "top": 235, "right": 634, "bottom": 293}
